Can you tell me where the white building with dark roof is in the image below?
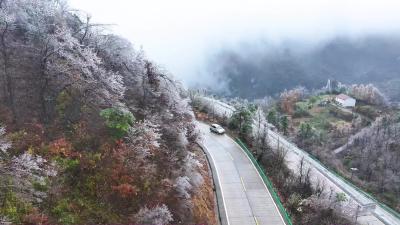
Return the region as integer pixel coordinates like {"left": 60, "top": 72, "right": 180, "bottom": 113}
{"left": 335, "top": 94, "right": 356, "bottom": 107}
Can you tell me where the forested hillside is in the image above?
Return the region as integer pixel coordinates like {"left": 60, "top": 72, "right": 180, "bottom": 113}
{"left": 210, "top": 36, "right": 400, "bottom": 101}
{"left": 263, "top": 85, "right": 400, "bottom": 212}
{"left": 0, "top": 0, "right": 215, "bottom": 224}
{"left": 338, "top": 114, "right": 400, "bottom": 211}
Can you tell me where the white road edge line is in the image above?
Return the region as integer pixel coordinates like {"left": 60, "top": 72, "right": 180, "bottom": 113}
{"left": 202, "top": 141, "right": 231, "bottom": 225}
{"left": 232, "top": 139, "right": 287, "bottom": 225}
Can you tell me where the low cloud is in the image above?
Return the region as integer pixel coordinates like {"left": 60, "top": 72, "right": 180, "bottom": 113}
{"left": 69, "top": 0, "right": 400, "bottom": 90}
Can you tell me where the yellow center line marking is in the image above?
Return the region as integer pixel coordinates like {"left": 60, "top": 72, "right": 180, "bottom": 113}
{"left": 240, "top": 176, "right": 246, "bottom": 191}
{"left": 228, "top": 152, "right": 234, "bottom": 161}
{"left": 254, "top": 216, "right": 259, "bottom": 225}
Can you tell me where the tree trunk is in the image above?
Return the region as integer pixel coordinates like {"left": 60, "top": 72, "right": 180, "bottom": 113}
{"left": 39, "top": 59, "right": 50, "bottom": 123}
{"left": 0, "top": 22, "right": 16, "bottom": 123}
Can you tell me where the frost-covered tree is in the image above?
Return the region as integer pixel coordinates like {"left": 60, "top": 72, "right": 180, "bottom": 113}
{"left": 0, "top": 125, "right": 10, "bottom": 153}
{"left": 302, "top": 193, "right": 358, "bottom": 223}
{"left": 0, "top": 0, "right": 126, "bottom": 123}
{"left": 0, "top": 124, "right": 11, "bottom": 199}
{"left": 126, "top": 120, "right": 161, "bottom": 158}
{"left": 1, "top": 129, "right": 56, "bottom": 203}
{"left": 350, "top": 84, "right": 388, "bottom": 106}
{"left": 174, "top": 176, "right": 192, "bottom": 199}
{"left": 340, "top": 114, "right": 400, "bottom": 209}
{"left": 9, "top": 152, "right": 57, "bottom": 203}
{"left": 134, "top": 204, "right": 173, "bottom": 225}
{"left": 0, "top": 2, "right": 16, "bottom": 112}
{"left": 253, "top": 108, "right": 267, "bottom": 140}
{"left": 0, "top": 216, "right": 11, "bottom": 225}
{"left": 179, "top": 152, "right": 203, "bottom": 197}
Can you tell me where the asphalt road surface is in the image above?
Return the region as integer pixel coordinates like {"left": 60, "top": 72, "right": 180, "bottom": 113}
{"left": 198, "top": 122, "right": 286, "bottom": 225}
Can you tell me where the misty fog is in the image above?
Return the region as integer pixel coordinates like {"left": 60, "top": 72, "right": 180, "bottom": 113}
{"left": 207, "top": 35, "right": 400, "bottom": 100}
{"left": 69, "top": 0, "right": 400, "bottom": 100}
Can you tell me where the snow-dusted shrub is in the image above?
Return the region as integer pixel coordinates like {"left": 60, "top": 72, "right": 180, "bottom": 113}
{"left": 10, "top": 152, "right": 57, "bottom": 203}
{"left": 174, "top": 176, "right": 192, "bottom": 199}
{"left": 0, "top": 216, "right": 12, "bottom": 225}
{"left": 183, "top": 152, "right": 204, "bottom": 188}
{"left": 0, "top": 125, "right": 11, "bottom": 153}
{"left": 134, "top": 204, "right": 173, "bottom": 225}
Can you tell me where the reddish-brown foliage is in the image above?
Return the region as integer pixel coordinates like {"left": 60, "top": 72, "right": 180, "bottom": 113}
{"left": 23, "top": 208, "right": 49, "bottom": 225}
{"left": 280, "top": 88, "right": 304, "bottom": 115}
{"left": 112, "top": 183, "right": 137, "bottom": 198}
{"left": 8, "top": 121, "right": 45, "bottom": 154}
{"left": 49, "top": 138, "right": 73, "bottom": 157}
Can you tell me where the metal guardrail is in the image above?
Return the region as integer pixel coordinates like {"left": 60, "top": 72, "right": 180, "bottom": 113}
{"left": 235, "top": 138, "right": 293, "bottom": 225}
{"left": 267, "top": 130, "right": 400, "bottom": 221}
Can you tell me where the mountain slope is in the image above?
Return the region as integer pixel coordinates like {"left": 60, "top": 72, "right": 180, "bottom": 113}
{"left": 0, "top": 0, "right": 216, "bottom": 224}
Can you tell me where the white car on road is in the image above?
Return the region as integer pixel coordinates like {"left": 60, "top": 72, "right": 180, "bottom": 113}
{"left": 210, "top": 124, "right": 225, "bottom": 134}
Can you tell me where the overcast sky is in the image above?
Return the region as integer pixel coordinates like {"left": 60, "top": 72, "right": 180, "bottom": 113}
{"left": 69, "top": 0, "right": 400, "bottom": 85}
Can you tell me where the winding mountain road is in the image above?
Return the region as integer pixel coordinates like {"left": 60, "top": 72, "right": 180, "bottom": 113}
{"left": 197, "top": 96, "right": 400, "bottom": 225}
{"left": 198, "top": 122, "right": 286, "bottom": 225}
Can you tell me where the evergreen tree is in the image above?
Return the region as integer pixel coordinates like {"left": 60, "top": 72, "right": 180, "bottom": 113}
{"left": 229, "top": 106, "right": 253, "bottom": 138}
{"left": 299, "top": 122, "right": 313, "bottom": 139}
{"left": 267, "top": 109, "right": 278, "bottom": 128}
{"left": 280, "top": 115, "right": 289, "bottom": 135}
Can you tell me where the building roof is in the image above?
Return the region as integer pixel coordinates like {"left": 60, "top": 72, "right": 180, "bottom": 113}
{"left": 336, "top": 94, "right": 353, "bottom": 101}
